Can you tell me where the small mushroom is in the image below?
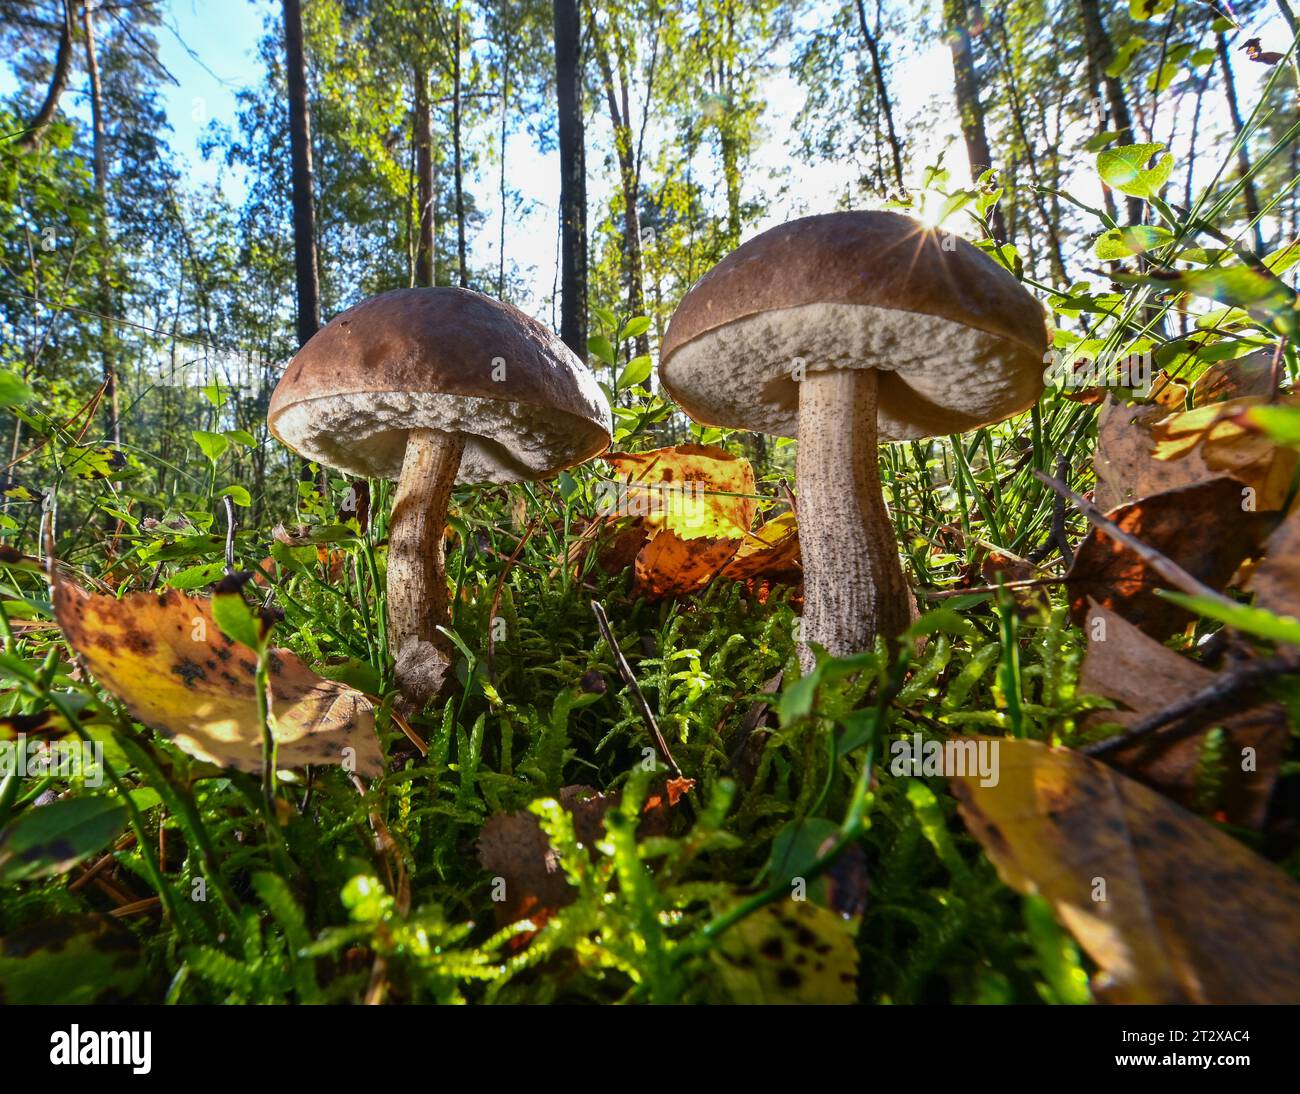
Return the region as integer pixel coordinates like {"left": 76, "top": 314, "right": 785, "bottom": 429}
{"left": 269, "top": 287, "right": 612, "bottom": 706}
{"left": 660, "top": 211, "right": 1050, "bottom": 671}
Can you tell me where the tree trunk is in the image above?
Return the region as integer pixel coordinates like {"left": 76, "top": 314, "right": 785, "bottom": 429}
{"left": 943, "top": 0, "right": 1006, "bottom": 240}
{"left": 414, "top": 65, "right": 436, "bottom": 287}
{"left": 554, "top": 0, "right": 588, "bottom": 357}
{"left": 498, "top": 31, "right": 510, "bottom": 297}
{"left": 17, "top": 0, "right": 73, "bottom": 150}
{"left": 452, "top": 18, "right": 468, "bottom": 289}
{"left": 81, "top": 2, "right": 120, "bottom": 446}
{"left": 855, "top": 0, "right": 905, "bottom": 193}
{"left": 282, "top": 0, "right": 321, "bottom": 347}
{"left": 591, "top": 17, "right": 650, "bottom": 358}
{"left": 1078, "top": 0, "right": 1144, "bottom": 225}
{"left": 1215, "top": 31, "right": 1265, "bottom": 254}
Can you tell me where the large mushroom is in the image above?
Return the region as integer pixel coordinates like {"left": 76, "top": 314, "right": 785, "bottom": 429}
{"left": 269, "top": 287, "right": 612, "bottom": 706}
{"left": 660, "top": 211, "right": 1049, "bottom": 671}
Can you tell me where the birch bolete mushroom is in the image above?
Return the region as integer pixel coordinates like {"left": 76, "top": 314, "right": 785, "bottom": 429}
{"left": 269, "top": 287, "right": 611, "bottom": 706}
{"left": 659, "top": 212, "right": 1049, "bottom": 671}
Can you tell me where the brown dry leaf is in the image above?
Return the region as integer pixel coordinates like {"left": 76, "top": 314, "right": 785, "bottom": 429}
{"left": 1150, "top": 395, "right": 1298, "bottom": 512}
{"left": 1192, "top": 351, "right": 1278, "bottom": 407}
{"left": 1248, "top": 506, "right": 1300, "bottom": 619}
{"left": 718, "top": 511, "right": 801, "bottom": 584}
{"left": 1079, "top": 600, "right": 1285, "bottom": 827}
{"left": 1067, "top": 477, "right": 1270, "bottom": 638}
{"left": 1093, "top": 397, "right": 1210, "bottom": 513}
{"left": 950, "top": 737, "right": 1300, "bottom": 1003}
{"left": 53, "top": 580, "right": 382, "bottom": 777}
{"left": 633, "top": 527, "right": 740, "bottom": 600}
{"left": 478, "top": 783, "right": 679, "bottom": 928}
{"left": 604, "top": 443, "right": 756, "bottom": 541}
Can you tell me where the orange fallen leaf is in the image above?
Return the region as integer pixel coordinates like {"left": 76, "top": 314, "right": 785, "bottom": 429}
{"left": 53, "top": 579, "right": 383, "bottom": 777}
{"left": 1079, "top": 600, "right": 1286, "bottom": 827}
{"left": 1067, "top": 477, "right": 1271, "bottom": 638}
{"left": 633, "top": 528, "right": 740, "bottom": 600}
{"left": 951, "top": 737, "right": 1300, "bottom": 1003}
{"left": 1191, "top": 351, "right": 1278, "bottom": 407}
{"left": 718, "top": 511, "right": 801, "bottom": 583}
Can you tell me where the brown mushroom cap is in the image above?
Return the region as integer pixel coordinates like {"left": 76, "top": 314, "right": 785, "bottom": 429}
{"left": 659, "top": 211, "right": 1051, "bottom": 440}
{"left": 268, "top": 288, "right": 612, "bottom": 483}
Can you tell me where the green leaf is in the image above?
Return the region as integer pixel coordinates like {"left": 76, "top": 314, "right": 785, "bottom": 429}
{"left": 1094, "top": 225, "right": 1175, "bottom": 260}
{"left": 202, "top": 381, "right": 231, "bottom": 409}
{"left": 167, "top": 561, "right": 228, "bottom": 591}
{"left": 588, "top": 335, "right": 616, "bottom": 368}
{"left": 1158, "top": 590, "right": 1300, "bottom": 646}
{"left": 219, "top": 484, "right": 252, "bottom": 507}
{"left": 1106, "top": 35, "right": 1147, "bottom": 76}
{"left": 0, "top": 370, "right": 34, "bottom": 406}
{"left": 192, "top": 430, "right": 230, "bottom": 464}
{"left": 224, "top": 429, "right": 257, "bottom": 449}
{"left": 211, "top": 578, "right": 271, "bottom": 651}
{"left": 1113, "top": 266, "right": 1298, "bottom": 337}
{"left": 619, "top": 315, "right": 651, "bottom": 341}
{"left": 1129, "top": 0, "right": 1172, "bottom": 20}
{"left": 1097, "top": 143, "right": 1173, "bottom": 198}
{"left": 0, "top": 916, "right": 144, "bottom": 1004}
{"left": 63, "top": 445, "right": 127, "bottom": 481}
{"left": 1264, "top": 238, "right": 1300, "bottom": 276}
{"left": 618, "top": 354, "right": 653, "bottom": 387}
{"left": 765, "top": 817, "right": 840, "bottom": 885}
{"left": 0, "top": 797, "right": 127, "bottom": 882}
{"left": 1245, "top": 404, "right": 1300, "bottom": 450}
{"left": 590, "top": 305, "right": 618, "bottom": 332}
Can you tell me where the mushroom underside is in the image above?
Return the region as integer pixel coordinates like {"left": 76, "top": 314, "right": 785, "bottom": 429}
{"left": 661, "top": 301, "right": 1044, "bottom": 439}
{"left": 270, "top": 390, "right": 610, "bottom": 483}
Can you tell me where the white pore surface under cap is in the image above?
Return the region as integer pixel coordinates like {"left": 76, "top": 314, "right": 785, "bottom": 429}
{"left": 273, "top": 391, "right": 606, "bottom": 484}
{"left": 662, "top": 302, "right": 1041, "bottom": 440}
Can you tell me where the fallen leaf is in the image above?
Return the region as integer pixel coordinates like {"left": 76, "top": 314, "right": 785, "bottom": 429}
{"left": 53, "top": 579, "right": 382, "bottom": 777}
{"left": 1248, "top": 506, "right": 1300, "bottom": 619}
{"left": 1150, "top": 395, "right": 1298, "bottom": 512}
{"left": 1093, "top": 396, "right": 1209, "bottom": 513}
{"left": 1067, "top": 477, "right": 1270, "bottom": 638}
{"left": 633, "top": 528, "right": 739, "bottom": 600}
{"left": 710, "top": 899, "right": 859, "bottom": 1004}
{"left": 1079, "top": 600, "right": 1285, "bottom": 826}
{"left": 718, "top": 511, "right": 801, "bottom": 584}
{"left": 1192, "top": 351, "right": 1278, "bottom": 406}
{"left": 603, "top": 444, "right": 756, "bottom": 541}
{"left": 950, "top": 737, "right": 1300, "bottom": 1003}
{"left": 478, "top": 782, "right": 681, "bottom": 928}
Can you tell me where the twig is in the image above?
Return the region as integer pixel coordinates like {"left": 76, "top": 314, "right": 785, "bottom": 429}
{"left": 921, "top": 577, "right": 1066, "bottom": 600}
{"left": 222, "top": 494, "right": 237, "bottom": 576}
{"left": 1084, "top": 651, "right": 1300, "bottom": 756}
{"left": 590, "top": 599, "right": 684, "bottom": 779}
{"left": 1050, "top": 456, "right": 1074, "bottom": 567}
{"left": 1032, "top": 470, "right": 1239, "bottom": 608}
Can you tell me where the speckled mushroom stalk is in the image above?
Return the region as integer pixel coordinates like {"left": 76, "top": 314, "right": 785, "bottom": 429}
{"left": 795, "top": 369, "right": 912, "bottom": 673}
{"left": 387, "top": 428, "right": 465, "bottom": 707}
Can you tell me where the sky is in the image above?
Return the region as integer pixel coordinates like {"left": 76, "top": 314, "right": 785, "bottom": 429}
{"left": 4, "top": 1, "right": 1294, "bottom": 325}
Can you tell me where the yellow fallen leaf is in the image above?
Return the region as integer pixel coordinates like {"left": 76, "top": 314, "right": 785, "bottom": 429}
{"left": 718, "top": 511, "right": 801, "bottom": 583}
{"left": 1150, "top": 395, "right": 1298, "bottom": 511}
{"left": 603, "top": 444, "right": 756, "bottom": 541}
{"left": 53, "top": 580, "right": 383, "bottom": 777}
{"left": 950, "top": 737, "right": 1300, "bottom": 1003}
{"left": 710, "top": 899, "right": 858, "bottom": 1004}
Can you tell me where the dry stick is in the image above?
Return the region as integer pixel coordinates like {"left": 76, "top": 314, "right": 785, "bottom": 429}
{"left": 590, "top": 599, "right": 685, "bottom": 780}
{"left": 922, "top": 576, "right": 1067, "bottom": 600}
{"left": 222, "top": 493, "right": 237, "bottom": 576}
{"left": 1084, "top": 651, "right": 1300, "bottom": 756}
{"left": 1032, "top": 470, "right": 1239, "bottom": 608}
{"left": 1050, "top": 456, "right": 1075, "bottom": 566}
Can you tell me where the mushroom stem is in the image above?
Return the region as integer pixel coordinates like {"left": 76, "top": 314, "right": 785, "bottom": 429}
{"left": 388, "top": 427, "right": 465, "bottom": 706}
{"left": 795, "top": 368, "right": 912, "bottom": 672}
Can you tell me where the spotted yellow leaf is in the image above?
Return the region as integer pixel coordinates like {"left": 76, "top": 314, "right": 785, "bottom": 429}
{"left": 53, "top": 579, "right": 382, "bottom": 777}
